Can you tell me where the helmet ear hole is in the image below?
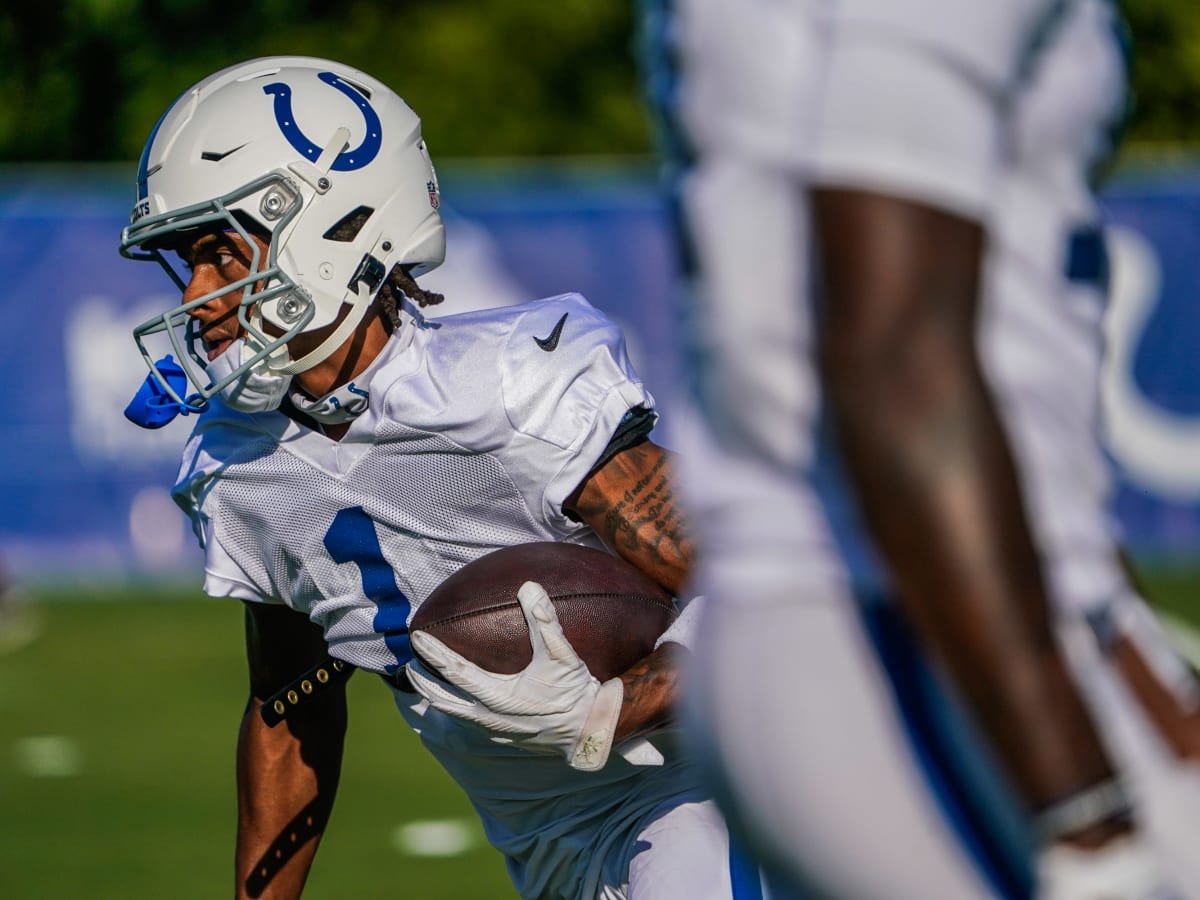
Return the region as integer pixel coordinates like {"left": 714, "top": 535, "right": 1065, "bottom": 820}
{"left": 323, "top": 206, "right": 375, "bottom": 242}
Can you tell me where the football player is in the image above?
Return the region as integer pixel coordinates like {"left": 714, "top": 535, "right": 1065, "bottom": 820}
{"left": 120, "top": 56, "right": 760, "bottom": 900}
{"left": 641, "top": 0, "right": 1186, "bottom": 897}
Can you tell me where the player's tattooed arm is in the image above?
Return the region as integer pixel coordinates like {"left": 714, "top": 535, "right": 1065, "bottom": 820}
{"left": 566, "top": 440, "right": 692, "bottom": 740}
{"left": 614, "top": 642, "right": 683, "bottom": 742}
{"left": 565, "top": 440, "right": 693, "bottom": 596}
{"left": 236, "top": 602, "right": 347, "bottom": 900}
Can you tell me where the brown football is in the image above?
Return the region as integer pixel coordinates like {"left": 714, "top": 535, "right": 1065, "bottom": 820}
{"left": 409, "top": 542, "right": 676, "bottom": 682}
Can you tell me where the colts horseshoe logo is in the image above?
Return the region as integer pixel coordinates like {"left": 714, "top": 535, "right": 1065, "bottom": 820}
{"left": 263, "top": 72, "right": 382, "bottom": 171}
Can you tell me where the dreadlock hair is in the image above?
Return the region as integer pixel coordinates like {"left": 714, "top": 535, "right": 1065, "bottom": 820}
{"left": 379, "top": 265, "right": 444, "bottom": 330}
{"left": 322, "top": 205, "right": 445, "bottom": 330}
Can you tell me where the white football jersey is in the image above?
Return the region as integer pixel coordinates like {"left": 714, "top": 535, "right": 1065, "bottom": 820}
{"left": 172, "top": 292, "right": 655, "bottom": 675}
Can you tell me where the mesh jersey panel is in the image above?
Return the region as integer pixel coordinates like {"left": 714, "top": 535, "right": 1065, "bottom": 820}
{"left": 209, "top": 421, "right": 553, "bottom": 673}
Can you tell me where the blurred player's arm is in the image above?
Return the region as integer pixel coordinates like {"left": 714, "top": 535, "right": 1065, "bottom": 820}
{"left": 813, "top": 190, "right": 1125, "bottom": 844}
{"left": 236, "top": 601, "right": 347, "bottom": 900}
{"left": 565, "top": 438, "right": 692, "bottom": 741}
{"left": 1108, "top": 554, "right": 1200, "bottom": 761}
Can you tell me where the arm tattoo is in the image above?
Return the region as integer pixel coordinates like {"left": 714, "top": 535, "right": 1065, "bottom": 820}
{"left": 567, "top": 442, "right": 693, "bottom": 593}
{"left": 618, "top": 644, "right": 679, "bottom": 738}
{"left": 595, "top": 450, "right": 689, "bottom": 573}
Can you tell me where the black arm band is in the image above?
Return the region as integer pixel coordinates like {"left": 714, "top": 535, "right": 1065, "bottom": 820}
{"left": 259, "top": 656, "right": 356, "bottom": 727}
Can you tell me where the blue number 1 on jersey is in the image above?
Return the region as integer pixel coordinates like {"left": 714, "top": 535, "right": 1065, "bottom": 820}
{"left": 323, "top": 506, "right": 413, "bottom": 672}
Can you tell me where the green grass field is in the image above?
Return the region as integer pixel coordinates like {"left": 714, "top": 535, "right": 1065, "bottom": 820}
{"left": 0, "top": 586, "right": 516, "bottom": 899}
{"left": 1, "top": 567, "right": 1196, "bottom": 899}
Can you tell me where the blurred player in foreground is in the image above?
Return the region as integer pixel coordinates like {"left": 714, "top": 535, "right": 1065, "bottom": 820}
{"left": 643, "top": 0, "right": 1196, "bottom": 896}
{"left": 120, "top": 56, "right": 757, "bottom": 900}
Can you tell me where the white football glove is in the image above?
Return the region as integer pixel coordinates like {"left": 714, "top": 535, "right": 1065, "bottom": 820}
{"left": 407, "top": 581, "right": 626, "bottom": 771}
{"left": 1036, "top": 835, "right": 1179, "bottom": 900}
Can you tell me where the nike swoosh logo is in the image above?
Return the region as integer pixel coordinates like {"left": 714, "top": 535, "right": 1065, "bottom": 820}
{"left": 200, "top": 143, "right": 248, "bottom": 162}
{"left": 533, "top": 312, "right": 569, "bottom": 351}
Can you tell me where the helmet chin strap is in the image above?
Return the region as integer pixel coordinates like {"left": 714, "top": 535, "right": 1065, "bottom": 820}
{"left": 273, "top": 282, "right": 373, "bottom": 376}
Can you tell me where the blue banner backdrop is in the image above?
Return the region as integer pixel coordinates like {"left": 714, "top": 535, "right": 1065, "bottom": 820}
{"left": 0, "top": 162, "right": 1197, "bottom": 582}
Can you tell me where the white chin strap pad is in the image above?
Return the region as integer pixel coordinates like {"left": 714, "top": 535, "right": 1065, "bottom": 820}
{"left": 275, "top": 282, "right": 373, "bottom": 376}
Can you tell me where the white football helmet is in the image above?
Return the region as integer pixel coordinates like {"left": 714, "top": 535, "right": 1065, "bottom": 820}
{"left": 120, "top": 56, "right": 445, "bottom": 413}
